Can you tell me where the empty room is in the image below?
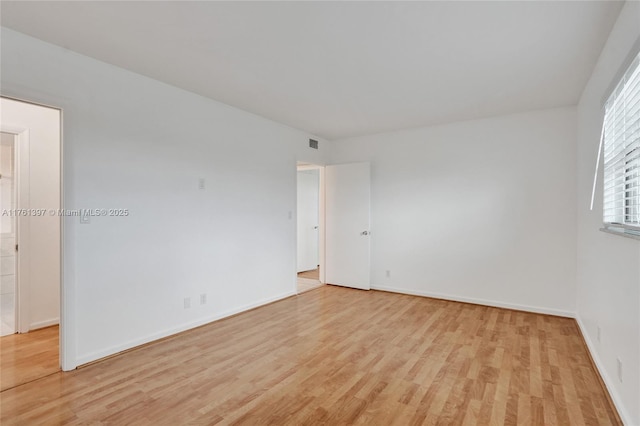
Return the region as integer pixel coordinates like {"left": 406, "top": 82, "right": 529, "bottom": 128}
{"left": 0, "top": 1, "right": 639, "bottom": 425}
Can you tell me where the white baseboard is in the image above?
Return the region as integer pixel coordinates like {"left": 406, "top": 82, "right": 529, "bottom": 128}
{"left": 76, "top": 291, "right": 296, "bottom": 366}
{"left": 370, "top": 285, "right": 574, "bottom": 318}
{"left": 575, "top": 316, "right": 632, "bottom": 426}
{"left": 30, "top": 318, "right": 59, "bottom": 330}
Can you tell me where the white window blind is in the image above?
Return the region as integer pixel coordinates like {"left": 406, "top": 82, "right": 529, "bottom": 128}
{"left": 603, "top": 51, "right": 640, "bottom": 230}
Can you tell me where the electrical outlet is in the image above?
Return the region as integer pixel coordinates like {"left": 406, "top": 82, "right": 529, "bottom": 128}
{"left": 288, "top": 210, "right": 292, "bottom": 220}
{"left": 597, "top": 326, "right": 601, "bottom": 343}
{"left": 184, "top": 297, "right": 191, "bottom": 309}
{"left": 617, "top": 358, "right": 623, "bottom": 382}
{"left": 200, "top": 293, "right": 207, "bottom": 305}
{"left": 198, "top": 178, "right": 205, "bottom": 190}
{"left": 385, "top": 270, "right": 391, "bottom": 278}
{"left": 80, "top": 210, "right": 90, "bottom": 224}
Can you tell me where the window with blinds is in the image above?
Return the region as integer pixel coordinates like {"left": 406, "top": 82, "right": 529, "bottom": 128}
{"left": 603, "top": 51, "right": 640, "bottom": 231}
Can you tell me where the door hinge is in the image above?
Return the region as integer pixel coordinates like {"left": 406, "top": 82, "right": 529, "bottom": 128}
{"left": 15, "top": 244, "right": 18, "bottom": 252}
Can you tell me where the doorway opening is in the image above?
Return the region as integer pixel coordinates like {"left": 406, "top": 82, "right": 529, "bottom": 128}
{"left": 1, "top": 133, "right": 17, "bottom": 335}
{"left": 1, "top": 96, "right": 62, "bottom": 390}
{"left": 296, "top": 162, "right": 325, "bottom": 293}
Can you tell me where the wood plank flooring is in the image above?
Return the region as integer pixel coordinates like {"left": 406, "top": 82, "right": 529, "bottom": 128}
{"left": 297, "top": 278, "right": 323, "bottom": 294}
{"left": 298, "top": 268, "right": 320, "bottom": 280}
{"left": 0, "top": 286, "right": 620, "bottom": 425}
{"left": 0, "top": 325, "right": 59, "bottom": 391}
{"left": 297, "top": 268, "right": 322, "bottom": 293}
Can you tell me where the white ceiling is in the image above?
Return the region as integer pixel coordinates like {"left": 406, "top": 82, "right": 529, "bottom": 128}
{"left": 0, "top": 1, "right": 623, "bottom": 140}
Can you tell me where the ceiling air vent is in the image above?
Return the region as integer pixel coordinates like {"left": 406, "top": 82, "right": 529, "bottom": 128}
{"left": 309, "top": 139, "right": 319, "bottom": 149}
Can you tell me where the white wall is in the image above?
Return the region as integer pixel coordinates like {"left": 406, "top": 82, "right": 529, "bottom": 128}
{"left": 576, "top": 2, "right": 640, "bottom": 424}
{"left": 1, "top": 98, "right": 61, "bottom": 331}
{"left": 0, "top": 28, "right": 327, "bottom": 368}
{"left": 330, "top": 107, "right": 577, "bottom": 316}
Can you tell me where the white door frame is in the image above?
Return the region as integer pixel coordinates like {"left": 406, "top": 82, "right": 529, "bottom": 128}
{"left": 1, "top": 95, "right": 68, "bottom": 370}
{"left": 296, "top": 163, "right": 326, "bottom": 284}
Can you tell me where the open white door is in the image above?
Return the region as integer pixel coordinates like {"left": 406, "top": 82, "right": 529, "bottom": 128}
{"left": 325, "top": 162, "right": 370, "bottom": 290}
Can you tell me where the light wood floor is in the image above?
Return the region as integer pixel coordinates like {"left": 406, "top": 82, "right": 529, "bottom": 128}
{"left": 298, "top": 268, "right": 319, "bottom": 280}
{"left": 0, "top": 325, "right": 59, "bottom": 392}
{"left": 0, "top": 286, "right": 620, "bottom": 425}
{"left": 297, "top": 278, "right": 323, "bottom": 294}
{"left": 297, "top": 268, "right": 323, "bottom": 294}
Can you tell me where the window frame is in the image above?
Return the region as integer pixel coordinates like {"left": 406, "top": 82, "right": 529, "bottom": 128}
{"left": 600, "top": 46, "right": 640, "bottom": 239}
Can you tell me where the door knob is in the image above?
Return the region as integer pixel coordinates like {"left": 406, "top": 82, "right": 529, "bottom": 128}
{"left": 361, "top": 231, "right": 369, "bottom": 236}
